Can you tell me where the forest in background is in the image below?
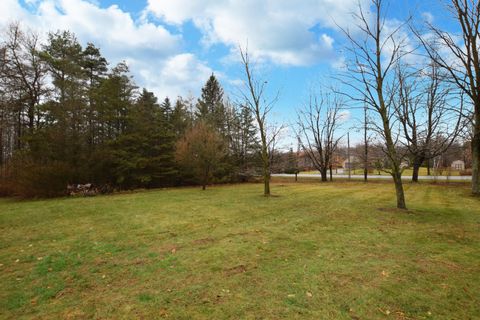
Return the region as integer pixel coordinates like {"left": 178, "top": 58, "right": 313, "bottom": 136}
{"left": 0, "top": 24, "right": 262, "bottom": 197}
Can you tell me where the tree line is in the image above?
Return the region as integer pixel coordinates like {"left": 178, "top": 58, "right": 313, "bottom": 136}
{"left": 0, "top": 23, "right": 260, "bottom": 197}
{"left": 1, "top": 0, "right": 480, "bottom": 211}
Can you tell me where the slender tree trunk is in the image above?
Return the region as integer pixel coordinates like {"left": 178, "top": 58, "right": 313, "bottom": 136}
{"left": 364, "top": 105, "right": 368, "bottom": 182}
{"left": 28, "top": 103, "right": 35, "bottom": 131}
{"left": 411, "top": 155, "right": 425, "bottom": 183}
{"left": 472, "top": 124, "right": 480, "bottom": 195}
{"left": 329, "top": 165, "right": 333, "bottom": 181}
{"left": 381, "top": 111, "right": 407, "bottom": 209}
{"left": 264, "top": 174, "right": 270, "bottom": 195}
{"left": 202, "top": 167, "right": 209, "bottom": 191}
{"left": 393, "top": 169, "right": 407, "bottom": 209}
{"left": 262, "top": 146, "right": 271, "bottom": 196}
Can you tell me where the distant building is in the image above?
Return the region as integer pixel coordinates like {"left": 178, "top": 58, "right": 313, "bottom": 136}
{"left": 343, "top": 156, "right": 360, "bottom": 169}
{"left": 400, "top": 161, "right": 410, "bottom": 169}
{"left": 451, "top": 160, "right": 465, "bottom": 171}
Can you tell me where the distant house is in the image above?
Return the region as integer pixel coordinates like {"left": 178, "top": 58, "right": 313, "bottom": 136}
{"left": 400, "top": 161, "right": 410, "bottom": 169}
{"left": 343, "top": 156, "right": 360, "bottom": 170}
{"left": 451, "top": 160, "right": 465, "bottom": 171}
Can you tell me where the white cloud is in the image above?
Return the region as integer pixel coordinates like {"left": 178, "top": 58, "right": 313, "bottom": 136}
{"left": 422, "top": 12, "right": 434, "bottom": 24}
{"left": 136, "top": 53, "right": 213, "bottom": 99}
{"left": 338, "top": 110, "right": 351, "bottom": 122}
{"left": 146, "top": 0, "right": 369, "bottom": 66}
{"left": 0, "top": 0, "right": 214, "bottom": 99}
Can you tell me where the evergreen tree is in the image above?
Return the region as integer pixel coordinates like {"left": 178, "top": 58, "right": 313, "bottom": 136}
{"left": 171, "top": 97, "right": 191, "bottom": 138}
{"left": 284, "top": 148, "right": 299, "bottom": 174}
{"left": 196, "top": 74, "right": 226, "bottom": 132}
{"left": 82, "top": 43, "right": 108, "bottom": 148}
{"left": 40, "top": 31, "right": 88, "bottom": 182}
{"left": 161, "top": 97, "right": 172, "bottom": 121}
{"left": 109, "top": 89, "right": 176, "bottom": 188}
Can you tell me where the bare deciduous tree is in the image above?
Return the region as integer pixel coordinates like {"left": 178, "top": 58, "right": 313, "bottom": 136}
{"left": 340, "top": 0, "right": 409, "bottom": 209}
{"left": 414, "top": 0, "right": 480, "bottom": 195}
{"left": 1, "top": 22, "right": 47, "bottom": 134}
{"left": 175, "top": 121, "right": 226, "bottom": 190}
{"left": 239, "top": 47, "right": 282, "bottom": 196}
{"left": 394, "top": 61, "right": 463, "bottom": 182}
{"left": 296, "top": 90, "right": 344, "bottom": 182}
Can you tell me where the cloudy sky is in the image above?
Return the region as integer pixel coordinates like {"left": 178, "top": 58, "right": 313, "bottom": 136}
{"left": 0, "top": 0, "right": 457, "bottom": 136}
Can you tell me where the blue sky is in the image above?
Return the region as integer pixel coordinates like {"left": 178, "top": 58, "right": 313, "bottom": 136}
{"left": 1, "top": 0, "right": 460, "bottom": 144}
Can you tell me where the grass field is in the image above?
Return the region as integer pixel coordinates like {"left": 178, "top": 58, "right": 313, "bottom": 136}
{"left": 1, "top": 181, "right": 479, "bottom": 319}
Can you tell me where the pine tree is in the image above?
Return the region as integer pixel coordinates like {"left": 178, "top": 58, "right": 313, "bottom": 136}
{"left": 171, "top": 98, "right": 191, "bottom": 138}
{"left": 161, "top": 97, "right": 172, "bottom": 122}
{"left": 82, "top": 43, "right": 108, "bottom": 149}
{"left": 285, "top": 148, "right": 299, "bottom": 174}
{"left": 109, "top": 89, "right": 176, "bottom": 188}
{"left": 196, "top": 74, "right": 226, "bottom": 132}
{"left": 40, "top": 31, "right": 88, "bottom": 182}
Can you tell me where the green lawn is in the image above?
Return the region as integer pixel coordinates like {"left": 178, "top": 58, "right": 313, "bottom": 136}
{"left": 1, "top": 182, "right": 479, "bottom": 319}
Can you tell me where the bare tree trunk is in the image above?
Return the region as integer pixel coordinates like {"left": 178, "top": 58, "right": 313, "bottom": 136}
{"left": 411, "top": 155, "right": 424, "bottom": 183}
{"left": 202, "top": 167, "right": 209, "bottom": 190}
{"left": 472, "top": 122, "right": 480, "bottom": 195}
{"left": 383, "top": 113, "right": 407, "bottom": 209}
{"left": 364, "top": 105, "right": 368, "bottom": 182}
{"left": 393, "top": 171, "right": 406, "bottom": 209}
{"left": 320, "top": 167, "right": 328, "bottom": 182}
{"left": 261, "top": 134, "right": 271, "bottom": 196}
{"left": 329, "top": 165, "right": 333, "bottom": 182}
{"left": 264, "top": 172, "right": 270, "bottom": 195}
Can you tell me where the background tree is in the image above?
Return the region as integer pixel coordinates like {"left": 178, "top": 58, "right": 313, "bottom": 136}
{"left": 231, "top": 104, "right": 259, "bottom": 180}
{"left": 296, "top": 90, "right": 344, "bottom": 182}
{"left": 175, "top": 121, "right": 226, "bottom": 190}
{"left": 284, "top": 147, "right": 300, "bottom": 181}
{"left": 394, "top": 61, "right": 463, "bottom": 182}
{"left": 108, "top": 89, "right": 176, "bottom": 189}
{"left": 0, "top": 23, "right": 47, "bottom": 151}
{"left": 82, "top": 42, "right": 108, "bottom": 149}
{"left": 415, "top": 0, "right": 480, "bottom": 195}
{"left": 170, "top": 97, "right": 192, "bottom": 138}
{"left": 196, "top": 74, "right": 226, "bottom": 132}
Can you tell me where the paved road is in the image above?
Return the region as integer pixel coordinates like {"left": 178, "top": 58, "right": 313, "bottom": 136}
{"left": 273, "top": 173, "right": 472, "bottom": 181}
